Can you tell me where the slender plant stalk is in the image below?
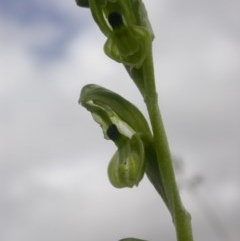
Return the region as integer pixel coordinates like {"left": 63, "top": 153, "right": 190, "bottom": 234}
{"left": 142, "top": 50, "right": 194, "bottom": 241}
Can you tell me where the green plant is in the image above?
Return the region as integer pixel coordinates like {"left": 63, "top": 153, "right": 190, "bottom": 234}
{"left": 76, "top": 1, "right": 194, "bottom": 241}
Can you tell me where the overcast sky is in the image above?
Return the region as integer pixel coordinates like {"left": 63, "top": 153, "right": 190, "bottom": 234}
{"left": 0, "top": 0, "right": 240, "bottom": 241}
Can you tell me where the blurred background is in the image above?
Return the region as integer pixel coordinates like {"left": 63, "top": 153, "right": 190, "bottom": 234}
{"left": 0, "top": 0, "right": 239, "bottom": 240}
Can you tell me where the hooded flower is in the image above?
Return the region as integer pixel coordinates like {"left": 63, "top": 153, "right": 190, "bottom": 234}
{"left": 79, "top": 84, "right": 152, "bottom": 187}
{"left": 76, "top": 0, "right": 154, "bottom": 68}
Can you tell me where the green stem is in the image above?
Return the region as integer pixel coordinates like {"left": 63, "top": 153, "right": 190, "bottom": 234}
{"left": 141, "top": 50, "right": 194, "bottom": 241}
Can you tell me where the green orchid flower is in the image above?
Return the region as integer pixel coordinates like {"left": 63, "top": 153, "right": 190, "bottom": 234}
{"left": 77, "top": 0, "right": 154, "bottom": 68}
{"left": 79, "top": 84, "right": 152, "bottom": 188}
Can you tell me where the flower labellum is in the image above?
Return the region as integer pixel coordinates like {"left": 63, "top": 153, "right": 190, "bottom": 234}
{"left": 107, "top": 129, "right": 145, "bottom": 188}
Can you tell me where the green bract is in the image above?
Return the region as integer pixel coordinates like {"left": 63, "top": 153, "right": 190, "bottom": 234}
{"left": 79, "top": 84, "right": 152, "bottom": 187}
{"left": 86, "top": 0, "right": 154, "bottom": 68}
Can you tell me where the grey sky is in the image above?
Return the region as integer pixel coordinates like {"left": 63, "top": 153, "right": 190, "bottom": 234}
{"left": 0, "top": 0, "right": 239, "bottom": 241}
